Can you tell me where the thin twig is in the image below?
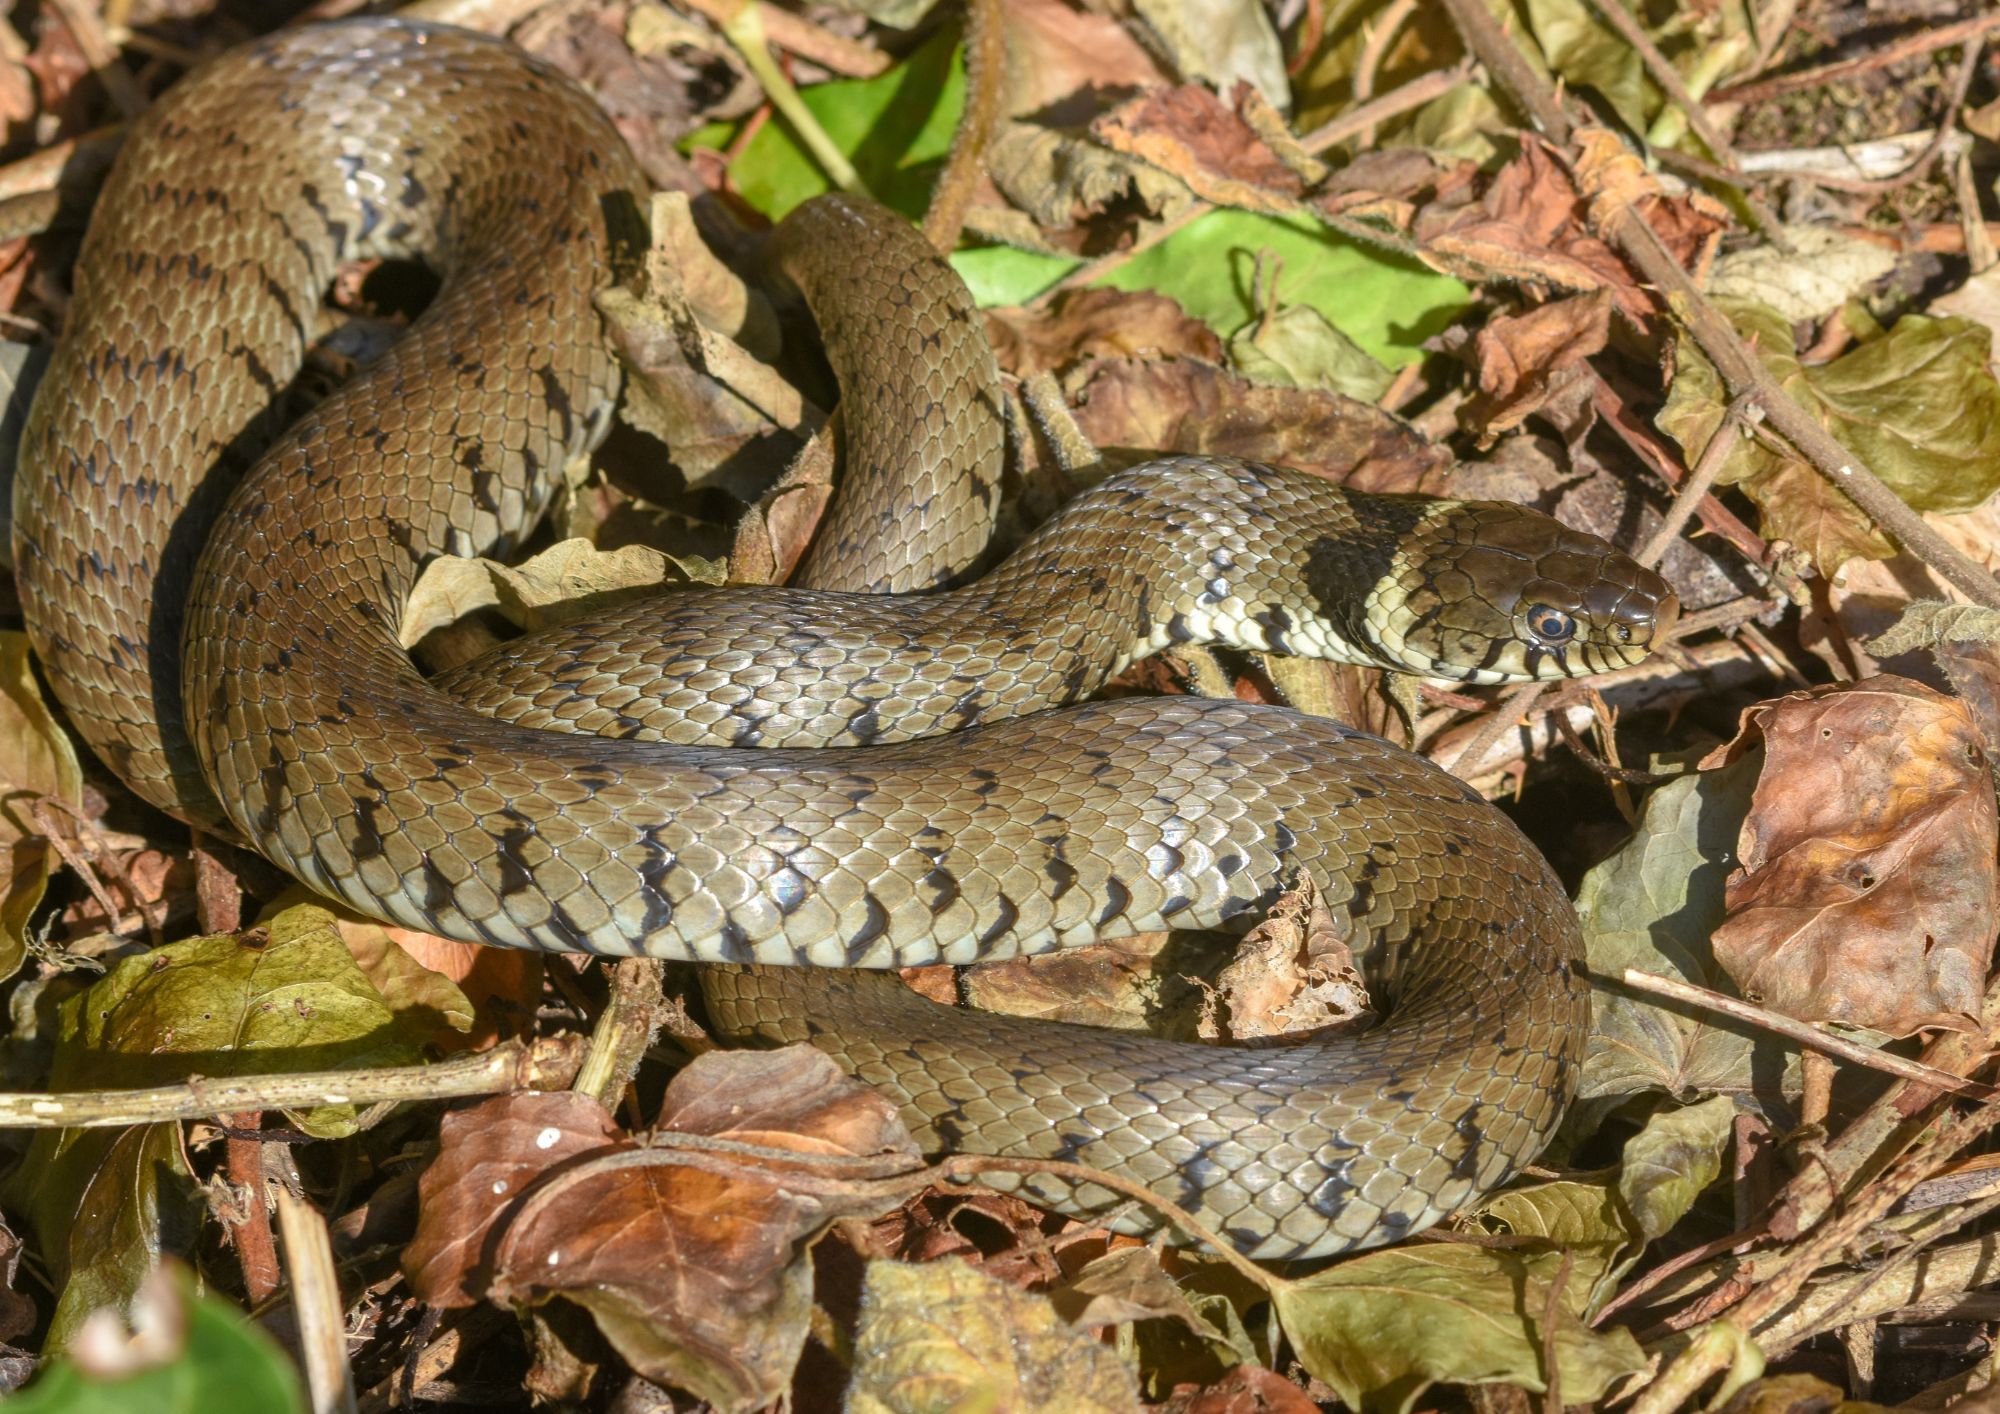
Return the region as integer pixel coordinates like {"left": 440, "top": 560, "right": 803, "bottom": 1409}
{"left": 1300, "top": 61, "right": 1476, "bottom": 153}
{"left": 1711, "top": 12, "right": 2000, "bottom": 105}
{"left": 1746, "top": 42, "right": 1980, "bottom": 196}
{"left": 1636, "top": 394, "right": 1760, "bottom": 569}
{"left": 1437, "top": 0, "right": 1570, "bottom": 143}
{"left": 0, "top": 1036, "right": 583, "bottom": 1128}
{"left": 271, "top": 1149, "right": 358, "bottom": 1414}
{"left": 1620, "top": 970, "right": 1996, "bottom": 1100}
{"left": 1351, "top": 0, "right": 1418, "bottom": 150}
{"left": 1445, "top": 680, "right": 1547, "bottom": 781}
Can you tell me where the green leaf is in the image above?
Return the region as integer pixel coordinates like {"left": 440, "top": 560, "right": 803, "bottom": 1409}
{"left": 686, "top": 28, "right": 964, "bottom": 221}
{"left": 1575, "top": 754, "right": 1800, "bottom": 1101}
{"left": 0, "top": 629, "right": 85, "bottom": 982}
{"left": 8, "top": 902, "right": 421, "bottom": 1341}
{"left": 1522, "top": 0, "right": 1655, "bottom": 134}
{"left": 1274, "top": 1245, "right": 1646, "bottom": 1414}
{"left": 1617, "top": 1095, "right": 1735, "bottom": 1242}
{"left": 11, "top": 1267, "right": 305, "bottom": 1413}
{"left": 951, "top": 244, "right": 1080, "bottom": 308}
{"left": 1658, "top": 301, "right": 2000, "bottom": 575}
{"left": 1096, "top": 208, "right": 1467, "bottom": 366}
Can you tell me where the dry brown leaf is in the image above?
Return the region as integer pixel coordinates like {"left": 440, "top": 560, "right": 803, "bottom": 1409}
{"left": 1068, "top": 356, "right": 1449, "bottom": 494}
{"left": 1200, "top": 875, "right": 1371, "bottom": 1043}
{"left": 1416, "top": 138, "right": 1723, "bottom": 322}
{"left": 963, "top": 933, "right": 1178, "bottom": 1032}
{"left": 1000, "top": 0, "right": 1167, "bottom": 119}
{"left": 404, "top": 1091, "right": 626, "bottom": 1309}
{"left": 1702, "top": 678, "right": 1998, "bottom": 1035}
{"left": 1460, "top": 290, "right": 1613, "bottom": 446}
{"left": 1092, "top": 84, "right": 1303, "bottom": 214}
{"left": 986, "top": 288, "right": 1223, "bottom": 380}
{"left": 410, "top": 1048, "right": 923, "bottom": 1410}
{"left": 1159, "top": 1364, "right": 1321, "bottom": 1414}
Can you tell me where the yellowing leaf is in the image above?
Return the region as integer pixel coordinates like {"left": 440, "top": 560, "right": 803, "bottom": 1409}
{"left": 1659, "top": 301, "right": 2000, "bottom": 576}
{"left": 848, "top": 1258, "right": 1142, "bottom": 1414}
{"left": 1273, "top": 1245, "right": 1646, "bottom": 1414}
{"left": 0, "top": 629, "right": 84, "bottom": 981}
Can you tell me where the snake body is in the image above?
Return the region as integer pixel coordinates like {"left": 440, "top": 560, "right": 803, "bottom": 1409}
{"left": 13, "top": 20, "right": 1676, "bottom": 1258}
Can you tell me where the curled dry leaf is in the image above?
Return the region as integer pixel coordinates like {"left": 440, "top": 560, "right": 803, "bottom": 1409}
{"left": 1068, "top": 356, "right": 1449, "bottom": 494}
{"left": 407, "top": 1047, "right": 923, "bottom": 1412}
{"left": 402, "top": 537, "right": 719, "bottom": 649}
{"left": 1703, "top": 678, "right": 1998, "bottom": 1035}
{"left": 985, "top": 288, "right": 1223, "bottom": 380}
{"left": 847, "top": 1256, "right": 1143, "bottom": 1414}
{"left": 1200, "top": 874, "right": 1371, "bottom": 1043}
{"left": 1459, "top": 290, "right": 1613, "bottom": 446}
{"left": 1001, "top": 0, "right": 1169, "bottom": 118}
{"left": 1159, "top": 1363, "right": 1319, "bottom": 1414}
{"left": 1415, "top": 140, "right": 1652, "bottom": 321}
{"left": 1093, "top": 84, "right": 1302, "bottom": 215}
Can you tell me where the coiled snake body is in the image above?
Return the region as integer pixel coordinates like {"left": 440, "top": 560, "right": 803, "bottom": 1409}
{"left": 13, "top": 21, "right": 1675, "bottom": 1258}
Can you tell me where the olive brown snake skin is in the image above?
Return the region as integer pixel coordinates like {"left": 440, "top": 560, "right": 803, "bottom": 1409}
{"left": 12, "top": 20, "right": 1678, "bottom": 1259}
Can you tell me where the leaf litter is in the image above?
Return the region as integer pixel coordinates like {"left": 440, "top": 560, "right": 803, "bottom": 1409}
{"left": 3, "top": 0, "right": 2000, "bottom": 1410}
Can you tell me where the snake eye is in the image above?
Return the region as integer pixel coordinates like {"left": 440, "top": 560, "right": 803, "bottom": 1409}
{"left": 1615, "top": 623, "right": 1632, "bottom": 644}
{"left": 1527, "top": 605, "right": 1575, "bottom": 644}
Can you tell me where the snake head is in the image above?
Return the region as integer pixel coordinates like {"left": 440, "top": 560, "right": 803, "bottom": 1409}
{"left": 1366, "top": 501, "right": 1679, "bottom": 683}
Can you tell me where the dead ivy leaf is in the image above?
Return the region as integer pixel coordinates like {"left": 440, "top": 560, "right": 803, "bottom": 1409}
{"left": 0, "top": 630, "right": 84, "bottom": 981}
{"left": 1704, "top": 678, "right": 1997, "bottom": 1035}
{"left": 1659, "top": 301, "right": 2000, "bottom": 576}
{"left": 1274, "top": 1243, "right": 1646, "bottom": 1414}
{"left": 1068, "top": 356, "right": 1449, "bottom": 494}
{"left": 404, "top": 1091, "right": 625, "bottom": 1309}
{"left": 1708, "top": 226, "right": 1897, "bottom": 324}
{"left": 1460, "top": 290, "right": 1612, "bottom": 445}
{"left": 847, "top": 1257, "right": 1143, "bottom": 1414}
{"left": 411, "top": 1048, "right": 922, "bottom": 1412}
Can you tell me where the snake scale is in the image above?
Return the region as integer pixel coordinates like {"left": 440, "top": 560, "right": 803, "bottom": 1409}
{"left": 13, "top": 20, "right": 1677, "bottom": 1258}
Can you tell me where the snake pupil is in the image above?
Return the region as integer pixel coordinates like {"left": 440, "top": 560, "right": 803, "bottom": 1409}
{"left": 1527, "top": 605, "right": 1576, "bottom": 644}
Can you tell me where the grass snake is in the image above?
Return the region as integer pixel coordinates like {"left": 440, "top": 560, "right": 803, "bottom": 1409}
{"left": 12, "top": 19, "right": 1677, "bottom": 1259}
